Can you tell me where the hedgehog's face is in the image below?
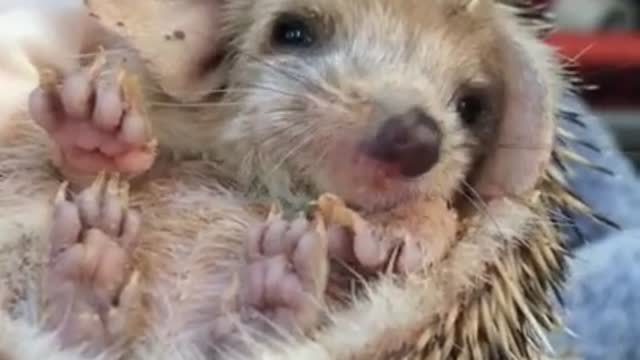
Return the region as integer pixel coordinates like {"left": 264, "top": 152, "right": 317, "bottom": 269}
{"left": 220, "top": 0, "right": 511, "bottom": 211}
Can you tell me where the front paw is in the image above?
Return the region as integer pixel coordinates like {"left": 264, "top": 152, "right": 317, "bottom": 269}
{"left": 29, "top": 53, "right": 157, "bottom": 186}
{"left": 316, "top": 194, "right": 457, "bottom": 274}
{"left": 326, "top": 213, "right": 417, "bottom": 274}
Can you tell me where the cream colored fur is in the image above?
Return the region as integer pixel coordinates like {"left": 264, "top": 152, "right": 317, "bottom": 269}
{"left": 0, "top": 1, "right": 564, "bottom": 359}
{"left": 0, "top": 190, "right": 539, "bottom": 360}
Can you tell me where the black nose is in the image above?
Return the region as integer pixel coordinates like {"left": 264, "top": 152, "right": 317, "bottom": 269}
{"left": 365, "top": 107, "right": 441, "bottom": 178}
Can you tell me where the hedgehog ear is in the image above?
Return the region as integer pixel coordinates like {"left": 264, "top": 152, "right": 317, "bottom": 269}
{"left": 472, "top": 21, "right": 556, "bottom": 201}
{"left": 84, "top": 0, "right": 227, "bottom": 102}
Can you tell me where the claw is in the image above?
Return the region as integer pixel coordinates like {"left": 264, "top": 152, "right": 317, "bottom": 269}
{"left": 313, "top": 213, "right": 328, "bottom": 242}
{"left": 267, "top": 202, "right": 283, "bottom": 221}
{"left": 106, "top": 173, "right": 120, "bottom": 196}
{"left": 385, "top": 242, "right": 402, "bottom": 275}
{"left": 118, "top": 270, "right": 141, "bottom": 310}
{"left": 314, "top": 193, "right": 359, "bottom": 230}
{"left": 105, "top": 172, "right": 129, "bottom": 207}
{"left": 37, "top": 67, "right": 60, "bottom": 93}
{"left": 88, "top": 47, "right": 108, "bottom": 79}
{"left": 119, "top": 71, "right": 144, "bottom": 112}
{"left": 119, "top": 70, "right": 154, "bottom": 143}
{"left": 55, "top": 182, "right": 70, "bottom": 204}
{"left": 144, "top": 138, "right": 159, "bottom": 153}
{"left": 91, "top": 171, "right": 108, "bottom": 194}
{"left": 118, "top": 180, "right": 130, "bottom": 208}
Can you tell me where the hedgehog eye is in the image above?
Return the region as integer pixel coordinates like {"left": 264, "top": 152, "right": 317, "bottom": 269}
{"left": 271, "top": 13, "right": 317, "bottom": 49}
{"left": 456, "top": 91, "right": 487, "bottom": 126}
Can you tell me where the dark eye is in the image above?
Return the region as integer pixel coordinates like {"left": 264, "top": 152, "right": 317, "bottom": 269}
{"left": 271, "top": 13, "right": 316, "bottom": 49}
{"left": 456, "top": 92, "right": 487, "bottom": 125}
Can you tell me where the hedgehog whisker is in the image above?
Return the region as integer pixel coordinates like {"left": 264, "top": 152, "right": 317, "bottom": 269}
{"left": 460, "top": 180, "right": 509, "bottom": 240}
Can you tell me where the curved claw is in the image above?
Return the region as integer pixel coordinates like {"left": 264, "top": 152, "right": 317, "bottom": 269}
{"left": 37, "top": 67, "right": 61, "bottom": 93}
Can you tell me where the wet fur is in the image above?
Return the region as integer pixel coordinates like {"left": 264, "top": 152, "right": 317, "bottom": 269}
{"left": 0, "top": 0, "right": 568, "bottom": 359}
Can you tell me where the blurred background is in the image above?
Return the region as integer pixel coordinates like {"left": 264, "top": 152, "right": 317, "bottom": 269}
{"left": 541, "top": 0, "right": 640, "bottom": 166}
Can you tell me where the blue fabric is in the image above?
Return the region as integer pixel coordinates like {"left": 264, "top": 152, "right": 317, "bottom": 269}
{"left": 559, "top": 93, "right": 640, "bottom": 248}
{"left": 555, "top": 228, "right": 640, "bottom": 359}
{"left": 551, "top": 93, "right": 640, "bottom": 359}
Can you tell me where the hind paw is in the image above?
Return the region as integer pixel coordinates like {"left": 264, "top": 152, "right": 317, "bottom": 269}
{"left": 29, "top": 54, "right": 156, "bottom": 186}
{"left": 239, "top": 210, "right": 329, "bottom": 333}
{"left": 316, "top": 194, "right": 453, "bottom": 274}
{"left": 43, "top": 174, "right": 142, "bottom": 354}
